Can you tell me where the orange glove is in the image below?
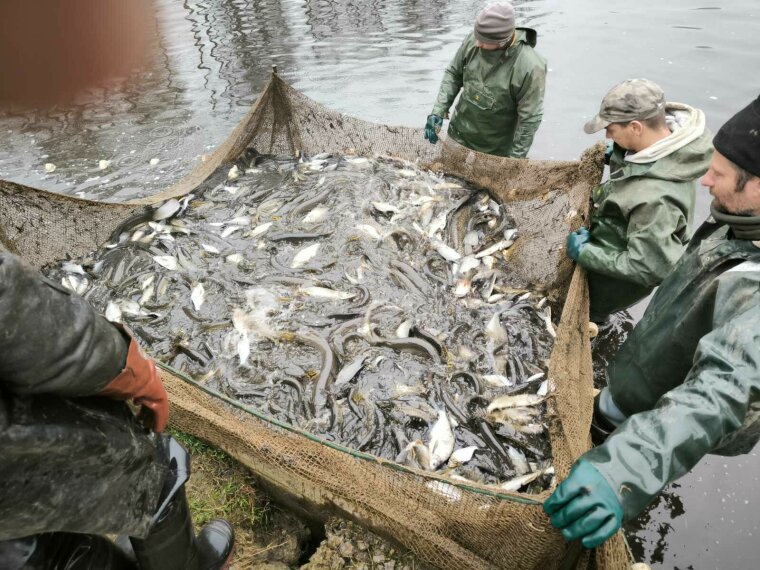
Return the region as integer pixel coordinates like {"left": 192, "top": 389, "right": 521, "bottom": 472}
{"left": 99, "top": 332, "right": 169, "bottom": 432}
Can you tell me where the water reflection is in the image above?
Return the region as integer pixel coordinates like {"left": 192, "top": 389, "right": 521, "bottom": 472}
{"left": 625, "top": 485, "right": 686, "bottom": 566}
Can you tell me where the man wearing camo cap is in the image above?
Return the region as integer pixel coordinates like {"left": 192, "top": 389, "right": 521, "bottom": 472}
{"left": 424, "top": 2, "right": 547, "bottom": 158}
{"left": 566, "top": 78, "right": 713, "bottom": 322}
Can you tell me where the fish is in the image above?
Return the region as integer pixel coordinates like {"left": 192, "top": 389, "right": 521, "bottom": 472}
{"left": 139, "top": 284, "right": 155, "bottom": 306}
{"left": 482, "top": 374, "right": 513, "bottom": 388}
{"left": 427, "top": 212, "right": 447, "bottom": 237}
{"left": 300, "top": 286, "right": 357, "bottom": 300}
{"left": 226, "top": 254, "right": 243, "bottom": 265}
{"left": 485, "top": 313, "right": 508, "bottom": 343}
{"left": 237, "top": 332, "right": 250, "bottom": 367}
{"left": 395, "top": 319, "right": 412, "bottom": 338}
{"left": 486, "top": 394, "right": 547, "bottom": 413}
{"left": 454, "top": 279, "right": 471, "bottom": 297}
{"left": 507, "top": 445, "right": 530, "bottom": 476}
{"left": 105, "top": 301, "right": 122, "bottom": 323}
{"left": 356, "top": 224, "right": 382, "bottom": 241}
{"left": 152, "top": 199, "right": 181, "bottom": 221}
{"left": 475, "top": 239, "right": 515, "bottom": 259}
{"left": 334, "top": 354, "right": 369, "bottom": 387}
{"left": 191, "top": 283, "right": 206, "bottom": 311}
{"left": 431, "top": 239, "right": 461, "bottom": 261}
{"left": 62, "top": 261, "right": 86, "bottom": 275}
{"left": 449, "top": 446, "right": 478, "bottom": 466}
{"left": 428, "top": 410, "right": 455, "bottom": 470}
{"left": 246, "top": 222, "right": 273, "bottom": 238}
{"left": 153, "top": 256, "right": 178, "bottom": 271}
{"left": 457, "top": 255, "right": 480, "bottom": 275}
{"left": 221, "top": 226, "right": 243, "bottom": 238}
{"left": 291, "top": 243, "right": 320, "bottom": 268}
{"left": 499, "top": 466, "right": 555, "bottom": 492}
{"left": 542, "top": 307, "right": 557, "bottom": 338}
{"left": 61, "top": 275, "right": 87, "bottom": 296}
{"left": 396, "top": 439, "right": 432, "bottom": 471}
{"left": 372, "top": 202, "right": 400, "bottom": 215}
{"left": 201, "top": 244, "right": 220, "bottom": 254}
{"left": 303, "top": 206, "right": 329, "bottom": 224}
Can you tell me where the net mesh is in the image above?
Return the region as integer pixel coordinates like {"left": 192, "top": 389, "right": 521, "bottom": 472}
{"left": 0, "top": 72, "right": 630, "bottom": 570}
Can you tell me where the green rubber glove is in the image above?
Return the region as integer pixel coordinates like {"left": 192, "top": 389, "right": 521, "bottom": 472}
{"left": 424, "top": 114, "right": 444, "bottom": 144}
{"left": 543, "top": 459, "right": 623, "bottom": 548}
{"left": 604, "top": 140, "right": 614, "bottom": 164}
{"left": 566, "top": 227, "right": 591, "bottom": 261}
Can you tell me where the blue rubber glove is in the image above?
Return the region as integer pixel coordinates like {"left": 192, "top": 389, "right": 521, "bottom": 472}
{"left": 566, "top": 227, "right": 591, "bottom": 261}
{"left": 424, "top": 114, "right": 444, "bottom": 144}
{"left": 543, "top": 460, "right": 623, "bottom": 548}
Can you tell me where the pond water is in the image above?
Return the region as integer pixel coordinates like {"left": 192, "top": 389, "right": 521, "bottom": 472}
{"left": 1, "top": 1, "right": 758, "bottom": 567}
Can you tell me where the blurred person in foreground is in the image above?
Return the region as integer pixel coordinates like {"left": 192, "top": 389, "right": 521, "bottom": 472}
{"left": 0, "top": 2, "right": 234, "bottom": 568}
{"left": 424, "top": 1, "right": 547, "bottom": 158}
{"left": 545, "top": 96, "right": 760, "bottom": 549}
{"left": 566, "top": 79, "right": 713, "bottom": 323}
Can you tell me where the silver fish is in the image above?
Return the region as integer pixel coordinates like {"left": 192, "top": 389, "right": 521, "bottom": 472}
{"left": 191, "top": 283, "right": 206, "bottom": 311}
{"left": 105, "top": 301, "right": 122, "bottom": 323}
{"left": 356, "top": 224, "right": 382, "bottom": 241}
{"left": 248, "top": 221, "right": 272, "bottom": 238}
{"left": 153, "top": 255, "right": 178, "bottom": 271}
{"left": 428, "top": 410, "right": 455, "bottom": 470}
{"left": 475, "top": 239, "right": 515, "bottom": 259}
{"left": 303, "top": 206, "right": 329, "bottom": 225}
{"left": 431, "top": 239, "right": 461, "bottom": 262}
{"left": 291, "top": 243, "right": 320, "bottom": 268}
{"left": 300, "top": 286, "right": 356, "bottom": 300}
{"left": 449, "top": 446, "right": 478, "bottom": 466}
{"left": 396, "top": 439, "right": 431, "bottom": 471}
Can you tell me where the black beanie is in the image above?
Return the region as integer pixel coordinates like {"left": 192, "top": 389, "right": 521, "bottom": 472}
{"left": 713, "top": 95, "right": 760, "bottom": 177}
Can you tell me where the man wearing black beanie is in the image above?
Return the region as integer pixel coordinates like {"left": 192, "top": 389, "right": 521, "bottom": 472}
{"left": 544, "top": 96, "right": 760, "bottom": 549}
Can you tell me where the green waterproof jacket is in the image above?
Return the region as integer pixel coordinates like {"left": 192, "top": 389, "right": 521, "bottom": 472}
{"left": 578, "top": 107, "right": 713, "bottom": 319}
{"left": 583, "top": 214, "right": 760, "bottom": 521}
{"left": 431, "top": 28, "right": 546, "bottom": 158}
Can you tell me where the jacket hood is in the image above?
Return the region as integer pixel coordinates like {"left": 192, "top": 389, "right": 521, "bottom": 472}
{"left": 515, "top": 27, "right": 537, "bottom": 48}
{"left": 621, "top": 102, "right": 713, "bottom": 181}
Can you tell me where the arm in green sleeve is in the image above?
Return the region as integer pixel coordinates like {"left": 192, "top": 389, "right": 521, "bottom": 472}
{"left": 509, "top": 63, "right": 546, "bottom": 158}
{"left": 582, "top": 296, "right": 760, "bottom": 521}
{"left": 578, "top": 196, "right": 687, "bottom": 288}
{"left": 431, "top": 39, "right": 467, "bottom": 118}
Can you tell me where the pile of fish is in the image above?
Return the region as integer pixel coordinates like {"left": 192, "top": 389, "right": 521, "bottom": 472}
{"left": 47, "top": 151, "right": 557, "bottom": 492}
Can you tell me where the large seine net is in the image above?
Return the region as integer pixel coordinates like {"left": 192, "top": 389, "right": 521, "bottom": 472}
{"left": 0, "top": 73, "right": 630, "bottom": 570}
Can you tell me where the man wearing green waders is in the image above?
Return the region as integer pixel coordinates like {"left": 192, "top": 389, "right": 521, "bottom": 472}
{"left": 424, "top": 2, "right": 547, "bottom": 158}
{"left": 545, "top": 96, "right": 760, "bottom": 548}
{"left": 567, "top": 79, "right": 713, "bottom": 322}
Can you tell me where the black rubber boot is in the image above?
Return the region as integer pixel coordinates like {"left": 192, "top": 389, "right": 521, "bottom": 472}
{"left": 19, "top": 533, "right": 136, "bottom": 570}
{"left": 591, "top": 393, "right": 618, "bottom": 446}
{"left": 129, "top": 437, "right": 235, "bottom": 570}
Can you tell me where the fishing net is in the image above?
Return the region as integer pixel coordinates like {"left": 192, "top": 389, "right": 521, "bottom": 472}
{"left": 0, "top": 72, "right": 630, "bottom": 570}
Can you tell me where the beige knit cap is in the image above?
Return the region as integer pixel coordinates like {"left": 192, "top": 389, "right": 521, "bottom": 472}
{"left": 474, "top": 2, "right": 516, "bottom": 46}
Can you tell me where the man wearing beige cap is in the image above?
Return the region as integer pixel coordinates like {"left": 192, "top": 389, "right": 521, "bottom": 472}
{"left": 566, "top": 78, "right": 713, "bottom": 322}
{"left": 424, "top": 2, "right": 547, "bottom": 158}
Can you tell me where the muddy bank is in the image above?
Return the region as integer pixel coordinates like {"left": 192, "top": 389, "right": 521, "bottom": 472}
{"left": 176, "top": 430, "right": 428, "bottom": 569}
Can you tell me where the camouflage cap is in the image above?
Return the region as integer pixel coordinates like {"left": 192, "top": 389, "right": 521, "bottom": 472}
{"left": 584, "top": 79, "right": 666, "bottom": 134}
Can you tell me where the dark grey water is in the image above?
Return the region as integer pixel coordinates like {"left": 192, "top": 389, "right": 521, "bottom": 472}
{"left": 1, "top": 0, "right": 758, "bottom": 566}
